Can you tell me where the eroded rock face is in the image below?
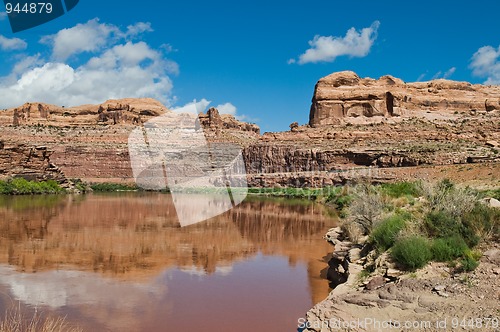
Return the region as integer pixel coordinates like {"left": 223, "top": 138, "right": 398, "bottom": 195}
{"left": 13, "top": 103, "right": 51, "bottom": 125}
{"left": 309, "top": 71, "right": 500, "bottom": 127}
{"left": 198, "top": 107, "right": 260, "bottom": 134}
{"left": 0, "top": 141, "right": 67, "bottom": 183}
{"left": 2, "top": 98, "right": 167, "bottom": 127}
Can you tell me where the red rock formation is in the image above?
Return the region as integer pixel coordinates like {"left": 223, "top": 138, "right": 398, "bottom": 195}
{"left": 199, "top": 107, "right": 260, "bottom": 135}
{"left": 0, "top": 141, "right": 67, "bottom": 183}
{"left": 309, "top": 71, "right": 500, "bottom": 127}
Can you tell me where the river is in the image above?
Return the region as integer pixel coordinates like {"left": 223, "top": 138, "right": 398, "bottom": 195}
{"left": 0, "top": 193, "right": 337, "bottom": 332}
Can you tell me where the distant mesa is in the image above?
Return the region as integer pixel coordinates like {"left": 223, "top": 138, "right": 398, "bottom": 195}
{"left": 309, "top": 71, "right": 500, "bottom": 127}
{"left": 3, "top": 99, "right": 260, "bottom": 136}
{"left": 5, "top": 98, "right": 168, "bottom": 127}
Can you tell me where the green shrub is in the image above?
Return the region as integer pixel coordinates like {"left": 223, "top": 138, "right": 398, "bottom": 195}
{"left": 391, "top": 236, "right": 432, "bottom": 270}
{"left": 425, "top": 210, "right": 461, "bottom": 238}
{"left": 333, "top": 193, "right": 353, "bottom": 210}
{"left": 425, "top": 210, "right": 481, "bottom": 248}
{"left": 10, "top": 178, "right": 32, "bottom": 194}
{"left": 462, "top": 203, "right": 500, "bottom": 241}
{"left": 0, "top": 178, "right": 65, "bottom": 195}
{"left": 460, "top": 254, "right": 479, "bottom": 272}
{"left": 371, "top": 214, "right": 407, "bottom": 251}
{"left": 0, "top": 181, "right": 12, "bottom": 194}
{"left": 431, "top": 236, "right": 469, "bottom": 262}
{"left": 325, "top": 186, "right": 352, "bottom": 209}
{"left": 380, "top": 181, "right": 421, "bottom": 198}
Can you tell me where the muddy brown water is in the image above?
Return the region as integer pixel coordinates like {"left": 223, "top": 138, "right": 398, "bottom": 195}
{"left": 0, "top": 193, "right": 337, "bottom": 332}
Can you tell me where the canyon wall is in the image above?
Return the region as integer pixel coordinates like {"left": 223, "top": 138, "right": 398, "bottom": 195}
{"left": 0, "top": 72, "right": 498, "bottom": 187}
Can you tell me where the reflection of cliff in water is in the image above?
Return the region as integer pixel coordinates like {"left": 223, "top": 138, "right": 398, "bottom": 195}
{"left": 0, "top": 193, "right": 336, "bottom": 303}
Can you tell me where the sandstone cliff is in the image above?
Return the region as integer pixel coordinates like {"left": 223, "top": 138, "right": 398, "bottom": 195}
{"left": 309, "top": 71, "right": 500, "bottom": 126}
{"left": 0, "top": 77, "right": 498, "bottom": 188}
{"left": 2, "top": 98, "right": 167, "bottom": 127}
{"left": 0, "top": 141, "right": 67, "bottom": 183}
{"left": 0, "top": 99, "right": 260, "bottom": 181}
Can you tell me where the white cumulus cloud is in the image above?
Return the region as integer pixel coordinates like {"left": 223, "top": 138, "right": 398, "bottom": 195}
{"left": 0, "top": 19, "right": 178, "bottom": 109}
{"left": 40, "top": 18, "right": 119, "bottom": 61}
{"left": 215, "top": 102, "right": 237, "bottom": 116}
{"left": 0, "top": 35, "right": 27, "bottom": 51}
{"left": 290, "top": 21, "right": 380, "bottom": 65}
{"left": 172, "top": 99, "right": 211, "bottom": 114}
{"left": 126, "top": 22, "right": 153, "bottom": 37}
{"left": 470, "top": 45, "right": 500, "bottom": 84}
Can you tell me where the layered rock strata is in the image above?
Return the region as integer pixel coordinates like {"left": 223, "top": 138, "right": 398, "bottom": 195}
{"left": 309, "top": 71, "right": 500, "bottom": 126}
{"left": 0, "top": 141, "right": 67, "bottom": 183}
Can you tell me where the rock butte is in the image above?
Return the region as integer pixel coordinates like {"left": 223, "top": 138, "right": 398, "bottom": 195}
{"left": 309, "top": 71, "right": 500, "bottom": 126}
{"left": 0, "top": 72, "right": 498, "bottom": 187}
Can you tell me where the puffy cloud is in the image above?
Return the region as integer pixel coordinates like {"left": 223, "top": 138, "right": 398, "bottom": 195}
{"left": 172, "top": 99, "right": 211, "bottom": 114}
{"left": 215, "top": 102, "right": 255, "bottom": 122}
{"left": 0, "top": 19, "right": 177, "bottom": 108}
{"left": 40, "top": 18, "right": 118, "bottom": 61}
{"left": 470, "top": 45, "right": 500, "bottom": 84}
{"left": 126, "top": 22, "right": 153, "bottom": 37}
{"left": 290, "top": 21, "right": 380, "bottom": 65}
{"left": 215, "top": 102, "right": 237, "bottom": 116}
{"left": 0, "top": 34, "right": 27, "bottom": 51}
{"left": 11, "top": 54, "right": 43, "bottom": 75}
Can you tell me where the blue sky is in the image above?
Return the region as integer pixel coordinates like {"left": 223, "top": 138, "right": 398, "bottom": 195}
{"left": 1, "top": 0, "right": 499, "bottom": 132}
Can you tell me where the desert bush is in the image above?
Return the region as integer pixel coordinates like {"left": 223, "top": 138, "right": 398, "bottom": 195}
{"left": 340, "top": 221, "right": 365, "bottom": 244}
{"left": 431, "top": 236, "right": 469, "bottom": 262}
{"left": 345, "top": 183, "right": 385, "bottom": 234}
{"left": 462, "top": 203, "right": 500, "bottom": 241}
{"left": 421, "top": 179, "right": 476, "bottom": 220}
{"left": 391, "top": 236, "right": 432, "bottom": 270}
{"left": 370, "top": 214, "right": 407, "bottom": 251}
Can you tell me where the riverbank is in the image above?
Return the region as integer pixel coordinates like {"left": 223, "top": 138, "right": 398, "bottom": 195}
{"left": 302, "top": 243, "right": 500, "bottom": 331}
{"left": 300, "top": 180, "right": 500, "bottom": 332}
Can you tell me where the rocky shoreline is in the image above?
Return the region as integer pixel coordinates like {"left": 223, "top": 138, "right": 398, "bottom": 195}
{"left": 301, "top": 227, "right": 500, "bottom": 332}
